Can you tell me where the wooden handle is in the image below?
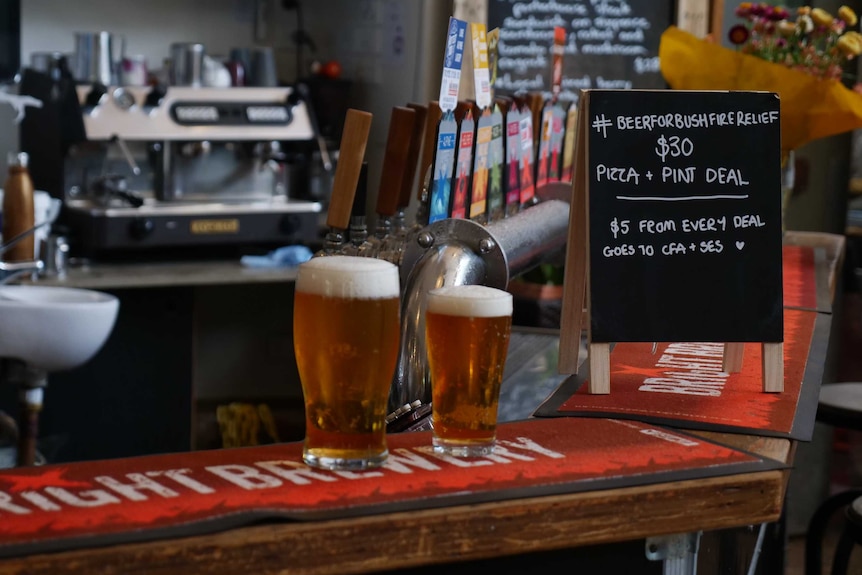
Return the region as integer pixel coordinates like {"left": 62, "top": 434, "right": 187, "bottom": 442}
{"left": 417, "top": 101, "right": 442, "bottom": 201}
{"left": 455, "top": 100, "right": 472, "bottom": 122}
{"left": 327, "top": 109, "right": 373, "bottom": 230}
{"left": 398, "top": 103, "right": 428, "bottom": 210}
{"left": 376, "top": 106, "right": 416, "bottom": 217}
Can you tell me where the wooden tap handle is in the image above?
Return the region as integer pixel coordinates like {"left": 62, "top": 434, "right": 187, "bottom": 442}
{"left": 326, "top": 108, "right": 373, "bottom": 230}
{"left": 417, "top": 101, "right": 442, "bottom": 201}
{"left": 398, "top": 103, "right": 428, "bottom": 210}
{"left": 376, "top": 106, "right": 416, "bottom": 217}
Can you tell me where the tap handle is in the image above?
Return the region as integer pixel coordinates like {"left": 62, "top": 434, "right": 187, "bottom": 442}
{"left": 398, "top": 103, "right": 427, "bottom": 211}
{"left": 417, "top": 101, "right": 442, "bottom": 202}
{"left": 376, "top": 106, "right": 416, "bottom": 218}
{"left": 326, "top": 108, "right": 372, "bottom": 231}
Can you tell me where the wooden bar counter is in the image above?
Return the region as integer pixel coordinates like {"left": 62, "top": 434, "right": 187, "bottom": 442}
{"left": 0, "top": 231, "right": 844, "bottom": 575}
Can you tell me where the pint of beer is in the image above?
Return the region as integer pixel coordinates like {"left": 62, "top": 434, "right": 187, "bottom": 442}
{"left": 293, "top": 255, "right": 401, "bottom": 470}
{"left": 425, "top": 285, "right": 513, "bottom": 457}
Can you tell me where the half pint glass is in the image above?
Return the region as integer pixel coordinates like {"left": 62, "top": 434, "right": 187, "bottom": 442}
{"left": 425, "top": 285, "right": 513, "bottom": 457}
{"left": 293, "top": 256, "right": 401, "bottom": 470}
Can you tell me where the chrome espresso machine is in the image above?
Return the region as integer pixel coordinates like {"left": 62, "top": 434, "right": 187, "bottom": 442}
{"left": 58, "top": 85, "right": 324, "bottom": 258}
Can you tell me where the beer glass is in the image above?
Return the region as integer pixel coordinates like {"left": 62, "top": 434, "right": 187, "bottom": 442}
{"left": 293, "top": 255, "right": 401, "bottom": 470}
{"left": 425, "top": 285, "right": 513, "bottom": 457}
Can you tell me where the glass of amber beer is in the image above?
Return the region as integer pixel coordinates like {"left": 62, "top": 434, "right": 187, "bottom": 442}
{"left": 293, "top": 255, "right": 401, "bottom": 470}
{"left": 425, "top": 284, "right": 513, "bottom": 457}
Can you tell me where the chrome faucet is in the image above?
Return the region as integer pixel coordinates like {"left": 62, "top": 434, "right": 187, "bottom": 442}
{"left": 0, "top": 199, "right": 61, "bottom": 284}
{"left": 389, "top": 197, "right": 571, "bottom": 413}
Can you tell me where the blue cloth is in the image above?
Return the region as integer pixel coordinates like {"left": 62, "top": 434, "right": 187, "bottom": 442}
{"left": 240, "top": 245, "right": 313, "bottom": 268}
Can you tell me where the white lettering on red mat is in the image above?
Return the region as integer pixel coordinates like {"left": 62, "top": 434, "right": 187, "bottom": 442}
{"left": 44, "top": 487, "right": 120, "bottom": 507}
{"left": 145, "top": 469, "right": 215, "bottom": 494}
{"left": 638, "top": 342, "right": 729, "bottom": 397}
{"left": 499, "top": 436, "right": 566, "bottom": 459}
{"left": 386, "top": 449, "right": 444, "bottom": 472}
{"left": 204, "top": 465, "right": 282, "bottom": 490}
{"left": 415, "top": 446, "right": 494, "bottom": 467}
{"left": 639, "top": 429, "right": 699, "bottom": 447}
{"left": 256, "top": 461, "right": 338, "bottom": 484}
{"left": 0, "top": 439, "right": 569, "bottom": 514}
{"left": 19, "top": 491, "right": 62, "bottom": 511}
{"left": 95, "top": 474, "right": 180, "bottom": 501}
{"left": 0, "top": 491, "right": 30, "bottom": 514}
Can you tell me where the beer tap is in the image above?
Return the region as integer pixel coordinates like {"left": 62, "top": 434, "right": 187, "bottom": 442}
{"left": 370, "top": 106, "right": 416, "bottom": 263}
{"left": 391, "top": 103, "right": 427, "bottom": 236}
{"left": 342, "top": 162, "right": 374, "bottom": 257}
{"left": 315, "top": 109, "right": 372, "bottom": 257}
{"left": 412, "top": 101, "right": 442, "bottom": 231}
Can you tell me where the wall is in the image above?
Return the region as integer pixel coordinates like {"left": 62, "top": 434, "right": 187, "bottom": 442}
{"left": 21, "top": 0, "right": 257, "bottom": 74}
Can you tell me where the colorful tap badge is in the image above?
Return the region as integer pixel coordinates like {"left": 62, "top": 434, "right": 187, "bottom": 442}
{"left": 547, "top": 103, "right": 567, "bottom": 184}
{"left": 428, "top": 17, "right": 468, "bottom": 224}
{"left": 518, "top": 102, "right": 535, "bottom": 207}
{"left": 561, "top": 102, "right": 578, "bottom": 182}
{"left": 428, "top": 112, "right": 458, "bottom": 224}
{"left": 505, "top": 101, "right": 522, "bottom": 216}
{"left": 485, "top": 28, "right": 505, "bottom": 223}
{"left": 439, "top": 17, "right": 468, "bottom": 114}
{"left": 470, "top": 23, "right": 492, "bottom": 110}
{"left": 450, "top": 109, "right": 475, "bottom": 220}
{"left": 535, "top": 102, "right": 553, "bottom": 189}
{"left": 486, "top": 104, "right": 505, "bottom": 222}
{"left": 536, "top": 27, "right": 567, "bottom": 188}
{"left": 470, "top": 110, "right": 492, "bottom": 223}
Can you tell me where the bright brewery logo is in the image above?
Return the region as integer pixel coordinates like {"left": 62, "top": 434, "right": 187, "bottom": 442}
{"left": 190, "top": 219, "right": 240, "bottom": 235}
{"left": 0, "top": 438, "right": 567, "bottom": 516}
{"left": 619, "top": 342, "right": 731, "bottom": 397}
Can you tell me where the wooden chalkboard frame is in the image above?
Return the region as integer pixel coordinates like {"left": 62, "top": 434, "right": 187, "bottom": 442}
{"left": 558, "top": 89, "right": 784, "bottom": 394}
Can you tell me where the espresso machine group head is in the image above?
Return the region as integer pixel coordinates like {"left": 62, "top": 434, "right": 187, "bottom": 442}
{"left": 62, "top": 84, "right": 325, "bottom": 258}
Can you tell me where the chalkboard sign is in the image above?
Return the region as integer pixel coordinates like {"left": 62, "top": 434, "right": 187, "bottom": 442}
{"left": 584, "top": 90, "right": 783, "bottom": 344}
{"left": 487, "top": 0, "right": 672, "bottom": 103}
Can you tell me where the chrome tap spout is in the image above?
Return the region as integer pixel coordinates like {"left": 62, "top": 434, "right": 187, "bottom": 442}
{"left": 0, "top": 260, "right": 44, "bottom": 285}
{"left": 390, "top": 199, "right": 571, "bottom": 413}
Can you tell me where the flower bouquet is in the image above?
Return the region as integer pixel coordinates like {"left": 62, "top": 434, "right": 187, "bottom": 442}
{"left": 660, "top": 4, "right": 862, "bottom": 154}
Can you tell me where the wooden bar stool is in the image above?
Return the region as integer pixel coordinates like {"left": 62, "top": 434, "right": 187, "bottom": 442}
{"left": 805, "top": 383, "right": 862, "bottom": 575}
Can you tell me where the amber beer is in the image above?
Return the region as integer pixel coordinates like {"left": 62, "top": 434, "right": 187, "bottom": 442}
{"left": 293, "top": 256, "right": 401, "bottom": 470}
{"left": 425, "top": 285, "right": 513, "bottom": 456}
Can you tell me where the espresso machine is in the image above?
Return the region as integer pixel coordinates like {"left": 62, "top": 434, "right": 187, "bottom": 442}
{"left": 58, "top": 85, "right": 324, "bottom": 258}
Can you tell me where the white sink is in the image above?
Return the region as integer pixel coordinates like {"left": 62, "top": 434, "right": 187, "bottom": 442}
{"left": 0, "top": 285, "right": 119, "bottom": 372}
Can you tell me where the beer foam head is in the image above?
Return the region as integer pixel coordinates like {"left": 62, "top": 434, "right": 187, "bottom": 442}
{"left": 297, "top": 255, "right": 400, "bottom": 299}
{"left": 426, "top": 285, "right": 513, "bottom": 318}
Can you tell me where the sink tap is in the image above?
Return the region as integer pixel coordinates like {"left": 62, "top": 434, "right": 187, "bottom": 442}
{"left": 0, "top": 225, "right": 47, "bottom": 284}
{"left": 0, "top": 260, "right": 44, "bottom": 285}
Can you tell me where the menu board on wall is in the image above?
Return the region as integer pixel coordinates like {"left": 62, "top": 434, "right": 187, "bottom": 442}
{"left": 487, "top": 0, "right": 672, "bottom": 103}
{"left": 583, "top": 90, "right": 784, "bottom": 344}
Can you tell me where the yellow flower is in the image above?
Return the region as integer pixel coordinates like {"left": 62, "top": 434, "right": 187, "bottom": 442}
{"left": 797, "top": 6, "right": 811, "bottom": 16}
{"left": 811, "top": 8, "right": 834, "bottom": 27}
{"left": 777, "top": 20, "right": 797, "bottom": 37}
{"left": 843, "top": 31, "right": 862, "bottom": 56}
{"left": 838, "top": 33, "right": 862, "bottom": 56}
{"left": 839, "top": 5, "right": 858, "bottom": 27}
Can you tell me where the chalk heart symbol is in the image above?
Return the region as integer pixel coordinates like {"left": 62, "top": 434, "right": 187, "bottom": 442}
{"left": 736, "top": 241, "right": 745, "bottom": 250}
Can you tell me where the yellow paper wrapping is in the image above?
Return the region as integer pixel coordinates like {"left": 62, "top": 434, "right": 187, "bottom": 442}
{"left": 659, "top": 25, "right": 862, "bottom": 152}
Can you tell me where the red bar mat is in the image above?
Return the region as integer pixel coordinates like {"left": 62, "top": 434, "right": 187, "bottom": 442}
{"left": 536, "top": 308, "right": 827, "bottom": 441}
{"left": 0, "top": 418, "right": 781, "bottom": 559}
{"left": 783, "top": 244, "right": 830, "bottom": 313}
